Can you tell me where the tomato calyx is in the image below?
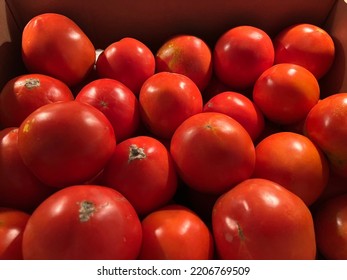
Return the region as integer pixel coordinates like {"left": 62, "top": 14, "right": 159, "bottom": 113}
{"left": 78, "top": 200, "right": 96, "bottom": 222}
{"left": 24, "top": 78, "right": 40, "bottom": 90}
{"left": 128, "top": 144, "right": 146, "bottom": 162}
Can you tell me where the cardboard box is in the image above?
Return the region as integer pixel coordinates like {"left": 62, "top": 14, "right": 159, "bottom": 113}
{"left": 0, "top": 0, "right": 346, "bottom": 96}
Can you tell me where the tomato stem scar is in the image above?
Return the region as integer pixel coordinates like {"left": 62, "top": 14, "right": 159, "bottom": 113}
{"left": 78, "top": 200, "right": 95, "bottom": 222}
{"left": 128, "top": 144, "right": 146, "bottom": 162}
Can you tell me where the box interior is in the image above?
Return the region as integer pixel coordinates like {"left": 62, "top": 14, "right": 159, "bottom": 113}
{"left": 0, "top": 0, "right": 346, "bottom": 96}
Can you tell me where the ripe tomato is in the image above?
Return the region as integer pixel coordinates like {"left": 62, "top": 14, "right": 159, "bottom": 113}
{"left": 253, "top": 132, "right": 329, "bottom": 206}
{"left": 0, "top": 208, "right": 30, "bottom": 260}
{"left": 22, "top": 185, "right": 142, "bottom": 260}
{"left": 273, "top": 23, "right": 335, "bottom": 80}
{"left": 314, "top": 193, "right": 347, "bottom": 259}
{"left": 0, "top": 128, "right": 54, "bottom": 212}
{"left": 0, "top": 74, "right": 73, "bottom": 128}
{"left": 155, "top": 35, "right": 212, "bottom": 91}
{"left": 213, "top": 25, "right": 274, "bottom": 90}
{"left": 212, "top": 178, "right": 316, "bottom": 259}
{"left": 139, "top": 204, "right": 214, "bottom": 260}
{"left": 17, "top": 101, "right": 115, "bottom": 188}
{"left": 304, "top": 93, "right": 347, "bottom": 177}
{"left": 139, "top": 72, "right": 203, "bottom": 139}
{"left": 75, "top": 78, "right": 140, "bottom": 142}
{"left": 203, "top": 91, "right": 265, "bottom": 141}
{"left": 102, "top": 136, "right": 177, "bottom": 216}
{"left": 96, "top": 37, "right": 155, "bottom": 95}
{"left": 253, "top": 63, "right": 320, "bottom": 125}
{"left": 21, "top": 13, "right": 95, "bottom": 87}
{"left": 170, "top": 112, "right": 255, "bottom": 194}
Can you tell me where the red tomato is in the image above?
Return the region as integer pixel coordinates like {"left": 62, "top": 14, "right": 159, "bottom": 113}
{"left": 170, "top": 112, "right": 255, "bottom": 194}
{"left": 155, "top": 35, "right": 212, "bottom": 91}
{"left": 314, "top": 193, "right": 347, "bottom": 259}
{"left": 274, "top": 23, "right": 335, "bottom": 80}
{"left": 0, "top": 128, "right": 54, "bottom": 212}
{"left": 75, "top": 78, "right": 140, "bottom": 142}
{"left": 212, "top": 178, "right": 316, "bottom": 259}
{"left": 253, "top": 132, "right": 329, "bottom": 206}
{"left": 0, "top": 74, "right": 73, "bottom": 128}
{"left": 139, "top": 204, "right": 214, "bottom": 260}
{"left": 139, "top": 72, "right": 203, "bottom": 139}
{"left": 17, "top": 101, "right": 115, "bottom": 188}
{"left": 21, "top": 13, "right": 95, "bottom": 87}
{"left": 213, "top": 25, "right": 274, "bottom": 90}
{"left": 102, "top": 136, "right": 177, "bottom": 216}
{"left": 304, "top": 93, "right": 347, "bottom": 177}
{"left": 253, "top": 63, "right": 320, "bottom": 125}
{"left": 203, "top": 91, "right": 265, "bottom": 141}
{"left": 96, "top": 37, "right": 155, "bottom": 95}
{"left": 0, "top": 208, "right": 30, "bottom": 260}
{"left": 22, "top": 185, "right": 142, "bottom": 259}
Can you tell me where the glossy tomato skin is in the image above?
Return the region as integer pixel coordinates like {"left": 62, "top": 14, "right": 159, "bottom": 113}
{"left": 156, "top": 35, "right": 212, "bottom": 91}
{"left": 305, "top": 93, "right": 347, "bottom": 177}
{"left": 102, "top": 136, "right": 177, "bottom": 216}
{"left": 17, "top": 101, "right": 115, "bottom": 188}
{"left": 75, "top": 78, "right": 140, "bottom": 142}
{"left": 213, "top": 25, "right": 274, "bottom": 90}
{"left": 22, "top": 185, "right": 142, "bottom": 260}
{"left": 0, "top": 128, "right": 54, "bottom": 212}
{"left": 212, "top": 178, "right": 316, "bottom": 260}
{"left": 314, "top": 193, "right": 347, "bottom": 259}
{"left": 139, "top": 72, "right": 203, "bottom": 139}
{"left": 253, "top": 63, "right": 320, "bottom": 125}
{"left": 170, "top": 112, "right": 255, "bottom": 194}
{"left": 253, "top": 132, "right": 329, "bottom": 206}
{"left": 274, "top": 23, "right": 335, "bottom": 80}
{"left": 22, "top": 13, "right": 95, "bottom": 87}
{"left": 139, "top": 204, "right": 214, "bottom": 260}
{"left": 204, "top": 91, "right": 265, "bottom": 141}
{"left": 0, "top": 74, "right": 74, "bottom": 127}
{"left": 0, "top": 208, "right": 30, "bottom": 260}
{"left": 96, "top": 37, "right": 155, "bottom": 95}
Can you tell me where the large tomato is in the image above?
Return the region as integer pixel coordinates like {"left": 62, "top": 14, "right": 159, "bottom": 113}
{"left": 75, "top": 78, "right": 140, "bottom": 142}
{"left": 203, "top": 91, "right": 265, "bottom": 141}
{"left": 0, "top": 208, "right": 30, "bottom": 260}
{"left": 22, "top": 13, "right": 95, "bottom": 87}
{"left": 213, "top": 25, "right": 274, "bottom": 90}
{"left": 155, "top": 35, "right": 212, "bottom": 91}
{"left": 304, "top": 93, "right": 347, "bottom": 177}
{"left": 253, "top": 63, "right": 320, "bottom": 125}
{"left": 139, "top": 204, "right": 214, "bottom": 260}
{"left": 170, "top": 112, "right": 255, "bottom": 194}
{"left": 139, "top": 72, "right": 203, "bottom": 139}
{"left": 253, "top": 132, "right": 329, "bottom": 206}
{"left": 22, "top": 185, "right": 142, "bottom": 260}
{"left": 102, "top": 136, "right": 177, "bottom": 216}
{"left": 0, "top": 128, "right": 54, "bottom": 212}
{"left": 273, "top": 23, "right": 335, "bottom": 80}
{"left": 96, "top": 37, "right": 155, "bottom": 95}
{"left": 17, "top": 101, "right": 115, "bottom": 188}
{"left": 0, "top": 74, "right": 74, "bottom": 128}
{"left": 314, "top": 193, "right": 347, "bottom": 259}
{"left": 212, "top": 178, "right": 316, "bottom": 259}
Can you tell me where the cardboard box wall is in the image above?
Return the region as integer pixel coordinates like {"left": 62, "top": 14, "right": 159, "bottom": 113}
{"left": 0, "top": 0, "right": 346, "bottom": 97}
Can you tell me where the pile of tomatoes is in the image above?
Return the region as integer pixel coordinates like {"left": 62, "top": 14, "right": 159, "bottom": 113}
{"left": 1, "top": 13, "right": 346, "bottom": 260}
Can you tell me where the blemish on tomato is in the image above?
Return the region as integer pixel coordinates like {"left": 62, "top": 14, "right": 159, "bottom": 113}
{"left": 78, "top": 200, "right": 95, "bottom": 222}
